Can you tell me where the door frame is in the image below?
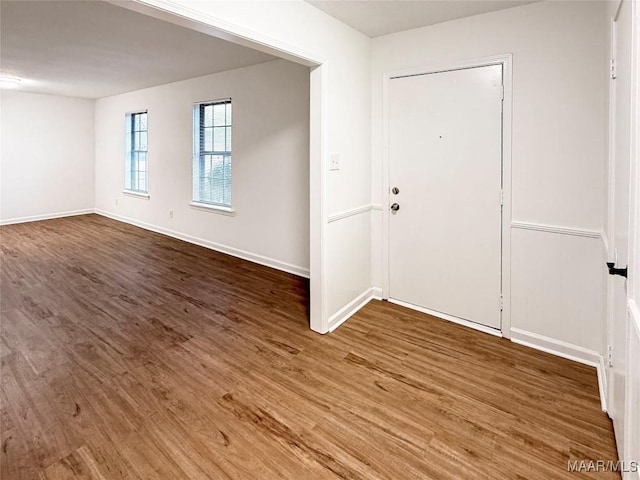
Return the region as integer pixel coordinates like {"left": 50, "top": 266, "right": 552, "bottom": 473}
{"left": 381, "top": 54, "right": 513, "bottom": 338}
{"left": 605, "top": 13, "right": 620, "bottom": 416}
{"left": 606, "top": 0, "right": 640, "bottom": 462}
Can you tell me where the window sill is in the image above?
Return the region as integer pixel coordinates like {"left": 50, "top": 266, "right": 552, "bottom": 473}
{"left": 123, "top": 190, "right": 150, "bottom": 199}
{"left": 189, "top": 202, "right": 236, "bottom": 216}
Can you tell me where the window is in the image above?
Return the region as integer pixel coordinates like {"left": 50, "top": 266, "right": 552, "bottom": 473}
{"left": 193, "top": 99, "right": 232, "bottom": 207}
{"left": 125, "top": 111, "right": 148, "bottom": 194}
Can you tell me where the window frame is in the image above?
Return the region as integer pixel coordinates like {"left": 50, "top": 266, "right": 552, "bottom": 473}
{"left": 124, "top": 110, "right": 149, "bottom": 196}
{"left": 192, "top": 98, "right": 233, "bottom": 211}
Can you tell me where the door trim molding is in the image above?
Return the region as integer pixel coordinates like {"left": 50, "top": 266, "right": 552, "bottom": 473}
{"left": 381, "top": 54, "right": 513, "bottom": 338}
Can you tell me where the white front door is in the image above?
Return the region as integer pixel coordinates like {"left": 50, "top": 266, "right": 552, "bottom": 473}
{"left": 388, "top": 65, "right": 503, "bottom": 330}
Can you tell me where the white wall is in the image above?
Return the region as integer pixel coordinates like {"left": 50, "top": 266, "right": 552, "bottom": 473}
{"left": 95, "top": 59, "right": 310, "bottom": 275}
{"left": 371, "top": 1, "right": 608, "bottom": 354}
{"left": 0, "top": 91, "right": 95, "bottom": 223}
{"left": 135, "top": 0, "right": 372, "bottom": 331}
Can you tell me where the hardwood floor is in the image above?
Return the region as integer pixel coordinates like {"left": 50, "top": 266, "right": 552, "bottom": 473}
{"left": 0, "top": 214, "right": 619, "bottom": 479}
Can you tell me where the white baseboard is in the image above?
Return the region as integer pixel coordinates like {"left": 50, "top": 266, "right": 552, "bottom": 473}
{"left": 0, "top": 208, "right": 94, "bottom": 226}
{"left": 511, "top": 327, "right": 607, "bottom": 411}
{"left": 510, "top": 328, "right": 602, "bottom": 366}
{"left": 388, "top": 298, "right": 502, "bottom": 337}
{"left": 94, "top": 209, "right": 310, "bottom": 278}
{"left": 328, "top": 287, "right": 375, "bottom": 332}
{"left": 372, "top": 287, "right": 383, "bottom": 300}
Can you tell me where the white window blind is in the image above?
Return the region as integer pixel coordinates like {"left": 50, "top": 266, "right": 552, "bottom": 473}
{"left": 192, "top": 99, "right": 232, "bottom": 207}
{"left": 125, "top": 111, "right": 148, "bottom": 193}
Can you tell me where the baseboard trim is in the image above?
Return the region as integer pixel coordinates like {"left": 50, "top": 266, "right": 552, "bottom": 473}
{"left": 94, "top": 209, "right": 310, "bottom": 279}
{"left": 372, "top": 287, "right": 383, "bottom": 300}
{"left": 328, "top": 287, "right": 374, "bottom": 332}
{"left": 0, "top": 208, "right": 94, "bottom": 226}
{"left": 510, "top": 328, "right": 601, "bottom": 366}
{"left": 388, "top": 298, "right": 502, "bottom": 337}
{"left": 510, "top": 328, "right": 607, "bottom": 411}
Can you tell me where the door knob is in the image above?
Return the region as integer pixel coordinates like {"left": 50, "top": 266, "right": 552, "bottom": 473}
{"left": 390, "top": 203, "right": 400, "bottom": 212}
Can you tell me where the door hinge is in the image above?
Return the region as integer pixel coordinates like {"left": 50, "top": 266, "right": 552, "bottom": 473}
{"left": 500, "top": 190, "right": 504, "bottom": 206}
{"left": 500, "top": 294, "right": 504, "bottom": 311}
{"left": 499, "top": 85, "right": 504, "bottom": 101}
{"left": 611, "top": 20, "right": 617, "bottom": 79}
{"left": 607, "top": 344, "right": 613, "bottom": 367}
{"left": 611, "top": 57, "right": 617, "bottom": 79}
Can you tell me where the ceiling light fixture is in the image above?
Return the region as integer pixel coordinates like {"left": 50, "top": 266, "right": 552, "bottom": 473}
{"left": 0, "top": 76, "right": 22, "bottom": 88}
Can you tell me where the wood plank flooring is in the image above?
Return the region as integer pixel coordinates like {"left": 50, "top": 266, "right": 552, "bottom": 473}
{"left": 0, "top": 214, "right": 619, "bottom": 479}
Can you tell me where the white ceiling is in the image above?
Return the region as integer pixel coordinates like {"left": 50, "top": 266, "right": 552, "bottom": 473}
{"left": 0, "top": 1, "right": 277, "bottom": 99}
{"left": 307, "top": 0, "right": 539, "bottom": 38}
